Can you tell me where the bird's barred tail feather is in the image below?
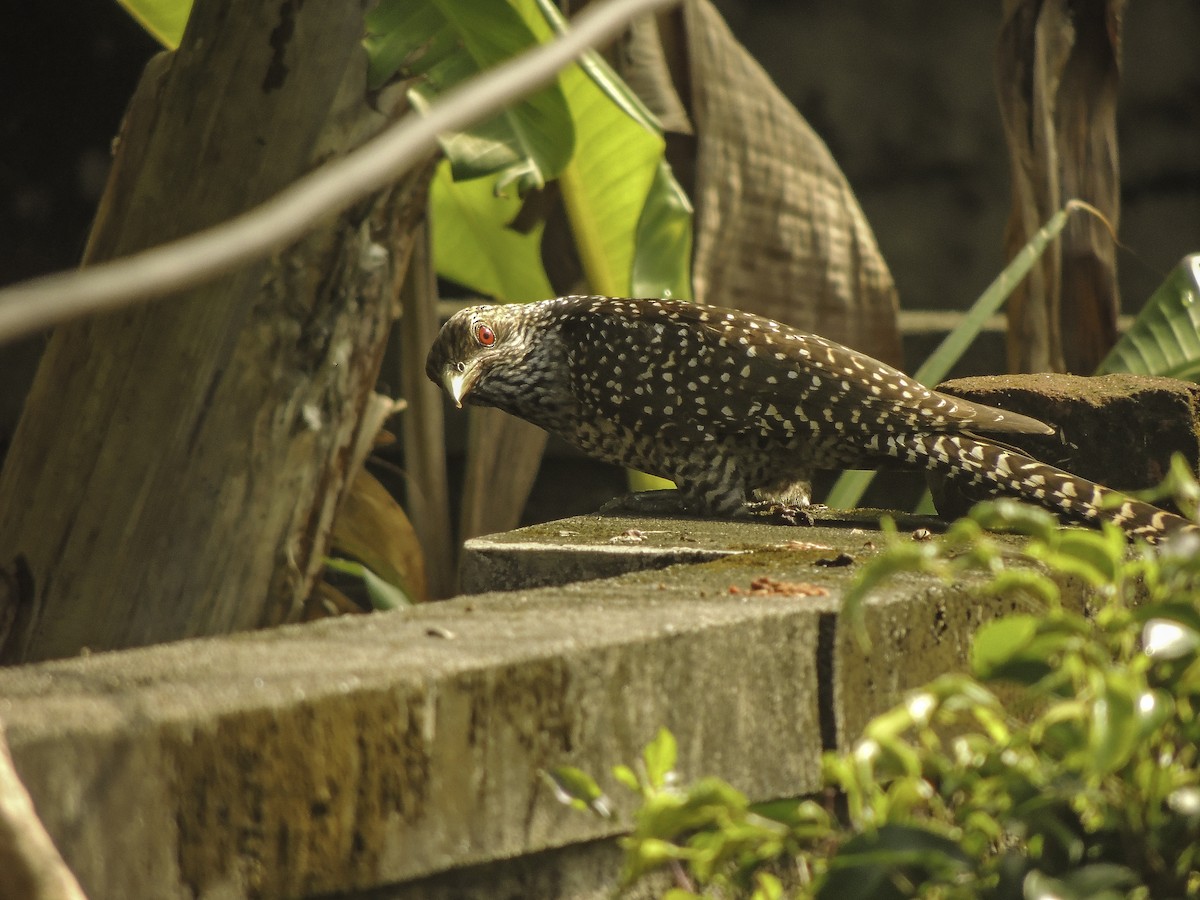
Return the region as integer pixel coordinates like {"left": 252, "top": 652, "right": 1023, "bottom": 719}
{"left": 869, "top": 432, "right": 1198, "bottom": 542}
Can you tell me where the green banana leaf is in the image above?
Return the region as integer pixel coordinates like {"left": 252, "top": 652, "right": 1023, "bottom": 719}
{"left": 366, "top": 0, "right": 575, "bottom": 192}
{"left": 1097, "top": 254, "right": 1200, "bottom": 382}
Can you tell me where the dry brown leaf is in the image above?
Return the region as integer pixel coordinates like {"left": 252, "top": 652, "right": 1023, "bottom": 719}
{"left": 614, "top": 13, "right": 694, "bottom": 136}
{"left": 729, "top": 576, "right": 829, "bottom": 597}
{"left": 678, "top": 0, "right": 903, "bottom": 365}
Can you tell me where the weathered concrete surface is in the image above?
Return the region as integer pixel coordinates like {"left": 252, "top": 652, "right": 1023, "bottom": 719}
{"left": 1, "top": 565, "right": 823, "bottom": 899}
{"left": 461, "top": 509, "right": 945, "bottom": 593}
{"left": 0, "top": 516, "right": 1065, "bottom": 900}
{"left": 342, "top": 837, "right": 667, "bottom": 900}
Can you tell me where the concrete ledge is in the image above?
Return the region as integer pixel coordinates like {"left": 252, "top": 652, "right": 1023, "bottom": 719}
{"left": 0, "top": 516, "right": 1075, "bottom": 899}
{"left": 461, "top": 510, "right": 945, "bottom": 593}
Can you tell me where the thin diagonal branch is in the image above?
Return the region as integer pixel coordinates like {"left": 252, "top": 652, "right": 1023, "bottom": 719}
{"left": 0, "top": 0, "right": 681, "bottom": 345}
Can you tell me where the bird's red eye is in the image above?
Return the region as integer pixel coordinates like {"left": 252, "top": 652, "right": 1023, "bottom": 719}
{"left": 475, "top": 323, "right": 496, "bottom": 347}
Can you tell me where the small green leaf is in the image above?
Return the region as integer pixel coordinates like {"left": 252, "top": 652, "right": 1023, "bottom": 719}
{"left": 985, "top": 569, "right": 1061, "bottom": 606}
{"left": 1133, "top": 688, "right": 1173, "bottom": 741}
{"left": 543, "top": 766, "right": 612, "bottom": 817}
{"left": 842, "top": 527, "right": 943, "bottom": 651}
{"left": 969, "top": 499, "right": 1060, "bottom": 541}
{"left": 971, "top": 615, "right": 1041, "bottom": 679}
{"left": 359, "top": 565, "right": 412, "bottom": 610}
{"left": 613, "top": 764, "right": 641, "bottom": 793}
{"left": 116, "top": 0, "right": 191, "bottom": 48}
{"left": 633, "top": 836, "right": 685, "bottom": 866}
{"left": 751, "top": 872, "right": 785, "bottom": 900}
{"left": 643, "top": 727, "right": 678, "bottom": 789}
{"left": 323, "top": 557, "right": 413, "bottom": 610}
{"left": 1035, "top": 529, "right": 1122, "bottom": 587}
{"left": 1088, "top": 674, "right": 1139, "bottom": 773}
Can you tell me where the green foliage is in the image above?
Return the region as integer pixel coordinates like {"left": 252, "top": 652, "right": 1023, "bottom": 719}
{"left": 557, "top": 471, "right": 1200, "bottom": 897}
{"left": 366, "top": 0, "right": 575, "bottom": 191}
{"left": 1098, "top": 254, "right": 1200, "bottom": 381}
{"left": 429, "top": 162, "right": 555, "bottom": 301}
{"left": 322, "top": 557, "right": 413, "bottom": 610}
{"left": 366, "top": 0, "right": 693, "bottom": 303}
{"left": 116, "top": 0, "right": 189, "bottom": 48}
{"left": 115, "top": 0, "right": 693, "bottom": 302}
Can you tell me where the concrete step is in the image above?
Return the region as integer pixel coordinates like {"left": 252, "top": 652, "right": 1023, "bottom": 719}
{"left": 0, "top": 516, "right": 1075, "bottom": 899}
{"left": 459, "top": 509, "right": 945, "bottom": 592}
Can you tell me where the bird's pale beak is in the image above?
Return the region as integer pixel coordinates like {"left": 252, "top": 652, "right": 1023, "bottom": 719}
{"left": 442, "top": 363, "right": 478, "bottom": 408}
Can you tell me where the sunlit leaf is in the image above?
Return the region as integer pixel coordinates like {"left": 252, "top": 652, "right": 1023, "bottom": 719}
{"left": 358, "top": 564, "right": 413, "bottom": 610}
{"left": 632, "top": 159, "right": 694, "bottom": 300}
{"left": 116, "top": 0, "right": 191, "bottom": 48}
{"left": 519, "top": 1, "right": 682, "bottom": 298}
{"left": 526, "top": 0, "right": 692, "bottom": 299}
{"left": 554, "top": 84, "right": 663, "bottom": 296}
{"left": 751, "top": 872, "right": 785, "bottom": 900}
{"left": 643, "top": 727, "right": 678, "bottom": 789}
{"left": 969, "top": 499, "right": 1059, "bottom": 542}
{"left": 323, "top": 557, "right": 413, "bottom": 610}
{"left": 1098, "top": 254, "right": 1200, "bottom": 381}
{"left": 543, "top": 766, "right": 612, "bottom": 817}
{"left": 1088, "top": 674, "right": 1138, "bottom": 773}
{"left": 366, "top": 0, "right": 574, "bottom": 190}
{"left": 971, "top": 615, "right": 1041, "bottom": 679}
{"left": 530, "top": 0, "right": 662, "bottom": 132}
{"left": 841, "top": 521, "right": 942, "bottom": 650}
{"left": 430, "top": 160, "right": 554, "bottom": 300}
{"left": 1034, "top": 529, "right": 1122, "bottom": 588}
{"left": 613, "top": 763, "right": 641, "bottom": 793}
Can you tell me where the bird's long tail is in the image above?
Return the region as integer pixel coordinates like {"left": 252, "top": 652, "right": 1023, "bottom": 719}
{"left": 869, "top": 432, "right": 1197, "bottom": 542}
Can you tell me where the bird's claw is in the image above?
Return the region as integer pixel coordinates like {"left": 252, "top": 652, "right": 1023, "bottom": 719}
{"left": 742, "top": 500, "right": 817, "bottom": 526}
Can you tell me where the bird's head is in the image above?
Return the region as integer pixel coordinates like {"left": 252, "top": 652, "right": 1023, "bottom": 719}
{"left": 426, "top": 303, "right": 538, "bottom": 409}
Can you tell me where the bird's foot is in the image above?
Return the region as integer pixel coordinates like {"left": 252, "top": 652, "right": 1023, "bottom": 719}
{"left": 741, "top": 500, "right": 821, "bottom": 527}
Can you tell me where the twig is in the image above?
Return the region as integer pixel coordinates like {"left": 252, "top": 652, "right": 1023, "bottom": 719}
{"left": 0, "top": 0, "right": 681, "bottom": 345}
{"left": 0, "top": 721, "right": 88, "bottom": 899}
